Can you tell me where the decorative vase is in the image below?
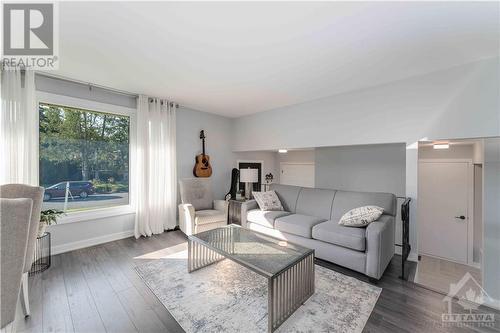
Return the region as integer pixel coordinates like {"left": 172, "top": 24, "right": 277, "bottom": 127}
{"left": 37, "top": 223, "right": 47, "bottom": 238}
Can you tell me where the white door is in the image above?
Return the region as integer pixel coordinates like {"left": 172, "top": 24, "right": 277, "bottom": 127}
{"left": 280, "top": 163, "right": 315, "bottom": 187}
{"left": 418, "top": 161, "right": 470, "bottom": 264}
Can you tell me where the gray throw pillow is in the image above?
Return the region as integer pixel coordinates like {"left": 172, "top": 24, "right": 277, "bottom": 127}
{"left": 253, "top": 190, "right": 284, "bottom": 211}
{"left": 339, "top": 206, "right": 384, "bottom": 227}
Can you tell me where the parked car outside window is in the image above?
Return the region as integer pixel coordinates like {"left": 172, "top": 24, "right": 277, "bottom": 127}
{"left": 43, "top": 181, "right": 95, "bottom": 201}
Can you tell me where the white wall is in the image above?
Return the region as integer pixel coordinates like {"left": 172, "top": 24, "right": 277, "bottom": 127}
{"left": 276, "top": 150, "right": 315, "bottom": 183}
{"left": 233, "top": 58, "right": 499, "bottom": 151}
{"left": 49, "top": 213, "right": 135, "bottom": 254}
{"left": 177, "top": 107, "right": 234, "bottom": 200}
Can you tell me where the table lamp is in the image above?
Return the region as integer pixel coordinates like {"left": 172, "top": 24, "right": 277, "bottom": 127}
{"left": 239, "top": 168, "right": 258, "bottom": 200}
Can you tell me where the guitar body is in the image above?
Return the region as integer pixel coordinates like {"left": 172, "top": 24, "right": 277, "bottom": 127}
{"left": 193, "top": 154, "right": 212, "bottom": 177}
{"left": 193, "top": 130, "right": 213, "bottom": 177}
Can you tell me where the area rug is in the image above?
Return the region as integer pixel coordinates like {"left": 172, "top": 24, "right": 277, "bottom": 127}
{"left": 135, "top": 251, "right": 381, "bottom": 333}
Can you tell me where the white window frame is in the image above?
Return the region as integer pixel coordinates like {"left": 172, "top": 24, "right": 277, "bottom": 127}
{"left": 36, "top": 91, "right": 137, "bottom": 224}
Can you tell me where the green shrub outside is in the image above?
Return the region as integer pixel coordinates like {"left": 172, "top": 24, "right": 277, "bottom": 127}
{"left": 93, "top": 179, "right": 129, "bottom": 193}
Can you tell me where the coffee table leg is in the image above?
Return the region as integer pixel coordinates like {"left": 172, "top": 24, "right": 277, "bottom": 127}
{"left": 267, "top": 253, "right": 315, "bottom": 332}
{"left": 188, "top": 238, "right": 225, "bottom": 273}
{"left": 268, "top": 277, "right": 274, "bottom": 333}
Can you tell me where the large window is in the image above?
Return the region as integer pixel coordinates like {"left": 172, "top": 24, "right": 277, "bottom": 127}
{"left": 39, "top": 102, "right": 130, "bottom": 213}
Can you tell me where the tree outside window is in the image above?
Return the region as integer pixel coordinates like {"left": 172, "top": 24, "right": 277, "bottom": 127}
{"left": 39, "top": 102, "right": 130, "bottom": 212}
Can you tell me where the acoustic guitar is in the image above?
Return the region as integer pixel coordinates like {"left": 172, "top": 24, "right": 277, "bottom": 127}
{"left": 193, "top": 130, "right": 212, "bottom": 177}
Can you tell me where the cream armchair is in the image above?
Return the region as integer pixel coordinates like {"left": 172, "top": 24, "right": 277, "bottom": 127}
{"left": 178, "top": 179, "right": 228, "bottom": 235}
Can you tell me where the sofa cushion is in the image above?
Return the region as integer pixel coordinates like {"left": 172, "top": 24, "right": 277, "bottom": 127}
{"left": 195, "top": 210, "right": 226, "bottom": 225}
{"left": 331, "top": 190, "right": 397, "bottom": 222}
{"left": 252, "top": 190, "right": 284, "bottom": 211}
{"left": 339, "top": 205, "right": 384, "bottom": 227}
{"left": 269, "top": 184, "right": 301, "bottom": 212}
{"left": 246, "top": 209, "right": 291, "bottom": 228}
{"left": 295, "top": 187, "right": 336, "bottom": 220}
{"left": 274, "top": 214, "right": 326, "bottom": 238}
{"left": 312, "top": 221, "right": 366, "bottom": 251}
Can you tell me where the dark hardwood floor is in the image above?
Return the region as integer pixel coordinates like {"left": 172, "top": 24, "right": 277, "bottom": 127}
{"left": 16, "top": 230, "right": 499, "bottom": 333}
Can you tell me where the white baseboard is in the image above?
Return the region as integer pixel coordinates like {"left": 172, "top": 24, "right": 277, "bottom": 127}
{"left": 51, "top": 230, "right": 135, "bottom": 255}
{"left": 407, "top": 251, "right": 419, "bottom": 262}
{"left": 394, "top": 246, "right": 418, "bottom": 262}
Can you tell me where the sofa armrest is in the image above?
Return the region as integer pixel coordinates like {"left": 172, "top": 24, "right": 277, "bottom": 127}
{"left": 365, "top": 215, "right": 395, "bottom": 279}
{"left": 240, "top": 200, "right": 258, "bottom": 228}
{"left": 178, "top": 203, "right": 196, "bottom": 236}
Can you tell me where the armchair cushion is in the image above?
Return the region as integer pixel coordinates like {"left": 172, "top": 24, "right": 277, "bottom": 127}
{"left": 195, "top": 210, "right": 227, "bottom": 225}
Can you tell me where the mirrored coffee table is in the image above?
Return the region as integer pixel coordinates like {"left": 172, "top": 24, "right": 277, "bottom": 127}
{"left": 188, "top": 224, "right": 315, "bottom": 332}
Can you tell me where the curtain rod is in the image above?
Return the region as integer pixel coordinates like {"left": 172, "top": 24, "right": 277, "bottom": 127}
{"left": 35, "top": 72, "right": 181, "bottom": 107}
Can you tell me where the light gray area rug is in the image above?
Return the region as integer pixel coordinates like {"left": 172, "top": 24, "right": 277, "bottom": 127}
{"left": 135, "top": 251, "right": 381, "bottom": 333}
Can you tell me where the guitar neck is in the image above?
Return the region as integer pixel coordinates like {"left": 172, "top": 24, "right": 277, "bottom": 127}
{"left": 202, "top": 138, "right": 206, "bottom": 156}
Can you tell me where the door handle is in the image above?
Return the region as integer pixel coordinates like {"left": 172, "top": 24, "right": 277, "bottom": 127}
{"left": 455, "top": 215, "right": 466, "bottom": 220}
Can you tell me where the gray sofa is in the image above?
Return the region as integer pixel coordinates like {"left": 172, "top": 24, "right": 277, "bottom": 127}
{"left": 241, "top": 184, "right": 396, "bottom": 279}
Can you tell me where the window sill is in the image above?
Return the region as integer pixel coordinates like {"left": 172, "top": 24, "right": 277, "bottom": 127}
{"left": 56, "top": 205, "right": 135, "bottom": 225}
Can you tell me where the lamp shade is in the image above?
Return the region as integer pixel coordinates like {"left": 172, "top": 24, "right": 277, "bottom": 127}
{"left": 240, "top": 168, "right": 258, "bottom": 183}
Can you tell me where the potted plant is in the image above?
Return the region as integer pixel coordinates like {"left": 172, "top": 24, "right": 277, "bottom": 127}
{"left": 39, "top": 209, "right": 64, "bottom": 237}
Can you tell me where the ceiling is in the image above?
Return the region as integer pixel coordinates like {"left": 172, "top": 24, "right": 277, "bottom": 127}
{"left": 53, "top": 2, "right": 499, "bottom": 117}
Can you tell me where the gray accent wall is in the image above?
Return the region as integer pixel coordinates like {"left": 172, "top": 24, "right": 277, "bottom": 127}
{"left": 315, "top": 143, "right": 406, "bottom": 197}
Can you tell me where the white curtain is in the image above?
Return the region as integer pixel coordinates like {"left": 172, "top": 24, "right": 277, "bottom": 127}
{"left": 0, "top": 69, "right": 38, "bottom": 185}
{"left": 134, "top": 95, "right": 177, "bottom": 238}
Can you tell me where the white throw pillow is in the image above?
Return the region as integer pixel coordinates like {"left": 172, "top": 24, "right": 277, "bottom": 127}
{"left": 253, "top": 190, "right": 284, "bottom": 211}
{"left": 339, "top": 206, "right": 384, "bottom": 227}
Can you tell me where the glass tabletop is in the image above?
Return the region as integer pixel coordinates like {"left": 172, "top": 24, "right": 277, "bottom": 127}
{"left": 189, "top": 224, "right": 314, "bottom": 277}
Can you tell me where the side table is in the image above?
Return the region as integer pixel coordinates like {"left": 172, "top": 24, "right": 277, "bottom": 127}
{"left": 228, "top": 199, "right": 250, "bottom": 225}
